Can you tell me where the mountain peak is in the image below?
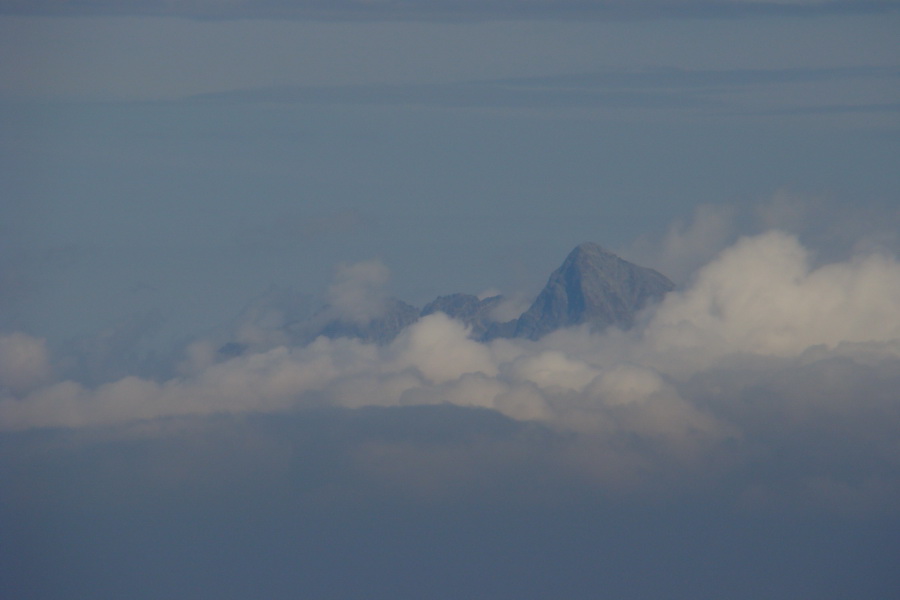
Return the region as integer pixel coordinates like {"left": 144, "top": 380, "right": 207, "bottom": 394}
{"left": 563, "top": 242, "right": 622, "bottom": 271}
{"left": 572, "top": 241, "right": 613, "bottom": 255}
{"left": 512, "top": 242, "right": 674, "bottom": 340}
{"left": 566, "top": 242, "right": 628, "bottom": 266}
{"left": 230, "top": 242, "right": 676, "bottom": 348}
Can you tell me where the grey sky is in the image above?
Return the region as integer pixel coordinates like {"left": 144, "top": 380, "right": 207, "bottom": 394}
{"left": 1, "top": 10, "right": 897, "bottom": 342}
{"left": 1, "top": 4, "right": 899, "bottom": 598}
{"left": 2, "top": 12, "right": 898, "bottom": 100}
{"left": 0, "top": 0, "right": 896, "bottom": 20}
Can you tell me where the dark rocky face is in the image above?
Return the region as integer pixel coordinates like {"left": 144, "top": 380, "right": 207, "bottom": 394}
{"left": 512, "top": 243, "right": 675, "bottom": 340}
{"left": 274, "top": 243, "right": 675, "bottom": 348}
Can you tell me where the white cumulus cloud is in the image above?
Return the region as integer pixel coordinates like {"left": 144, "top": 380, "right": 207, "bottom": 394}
{"left": 1, "top": 231, "right": 899, "bottom": 511}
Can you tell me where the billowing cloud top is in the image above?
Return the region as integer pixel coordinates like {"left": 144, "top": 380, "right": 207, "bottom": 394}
{"left": 2, "top": 230, "right": 899, "bottom": 515}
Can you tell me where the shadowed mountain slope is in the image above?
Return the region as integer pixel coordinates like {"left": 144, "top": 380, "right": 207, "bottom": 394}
{"left": 510, "top": 243, "right": 675, "bottom": 340}
{"left": 221, "top": 243, "right": 675, "bottom": 352}
{"left": 421, "top": 293, "right": 505, "bottom": 340}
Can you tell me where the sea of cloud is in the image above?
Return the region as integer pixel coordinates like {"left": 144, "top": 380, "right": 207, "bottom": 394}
{"left": 2, "top": 227, "right": 899, "bottom": 514}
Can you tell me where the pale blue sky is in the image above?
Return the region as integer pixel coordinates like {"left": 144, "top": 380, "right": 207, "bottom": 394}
{"left": 2, "top": 5, "right": 900, "bottom": 598}
{"left": 2, "top": 8, "right": 897, "bottom": 345}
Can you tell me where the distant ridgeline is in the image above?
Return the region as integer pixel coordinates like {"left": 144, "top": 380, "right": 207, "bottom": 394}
{"left": 221, "top": 243, "right": 675, "bottom": 356}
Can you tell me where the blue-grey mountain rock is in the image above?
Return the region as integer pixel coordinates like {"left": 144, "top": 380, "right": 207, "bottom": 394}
{"left": 511, "top": 242, "right": 674, "bottom": 340}
{"left": 420, "top": 293, "right": 504, "bottom": 339}
{"left": 261, "top": 242, "right": 674, "bottom": 347}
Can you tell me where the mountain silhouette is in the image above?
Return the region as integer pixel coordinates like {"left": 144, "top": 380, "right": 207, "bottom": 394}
{"left": 221, "top": 243, "right": 676, "bottom": 353}
{"left": 510, "top": 242, "right": 674, "bottom": 340}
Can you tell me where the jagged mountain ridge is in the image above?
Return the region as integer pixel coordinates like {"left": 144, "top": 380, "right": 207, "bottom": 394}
{"left": 298, "top": 242, "right": 674, "bottom": 344}
{"left": 222, "top": 243, "right": 675, "bottom": 354}
{"left": 421, "top": 293, "right": 505, "bottom": 340}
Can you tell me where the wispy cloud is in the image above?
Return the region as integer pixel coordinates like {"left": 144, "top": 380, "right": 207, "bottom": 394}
{"left": 189, "top": 66, "right": 900, "bottom": 118}
{"left": 1, "top": 0, "right": 895, "bottom": 20}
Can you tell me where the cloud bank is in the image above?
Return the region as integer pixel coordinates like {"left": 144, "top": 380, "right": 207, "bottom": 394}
{"left": 2, "top": 230, "right": 899, "bottom": 513}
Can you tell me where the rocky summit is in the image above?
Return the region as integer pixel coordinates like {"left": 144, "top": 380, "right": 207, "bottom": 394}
{"left": 509, "top": 242, "right": 675, "bottom": 340}
{"left": 222, "top": 243, "right": 676, "bottom": 354}
{"left": 420, "top": 293, "right": 505, "bottom": 340}
{"left": 300, "top": 242, "right": 674, "bottom": 344}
